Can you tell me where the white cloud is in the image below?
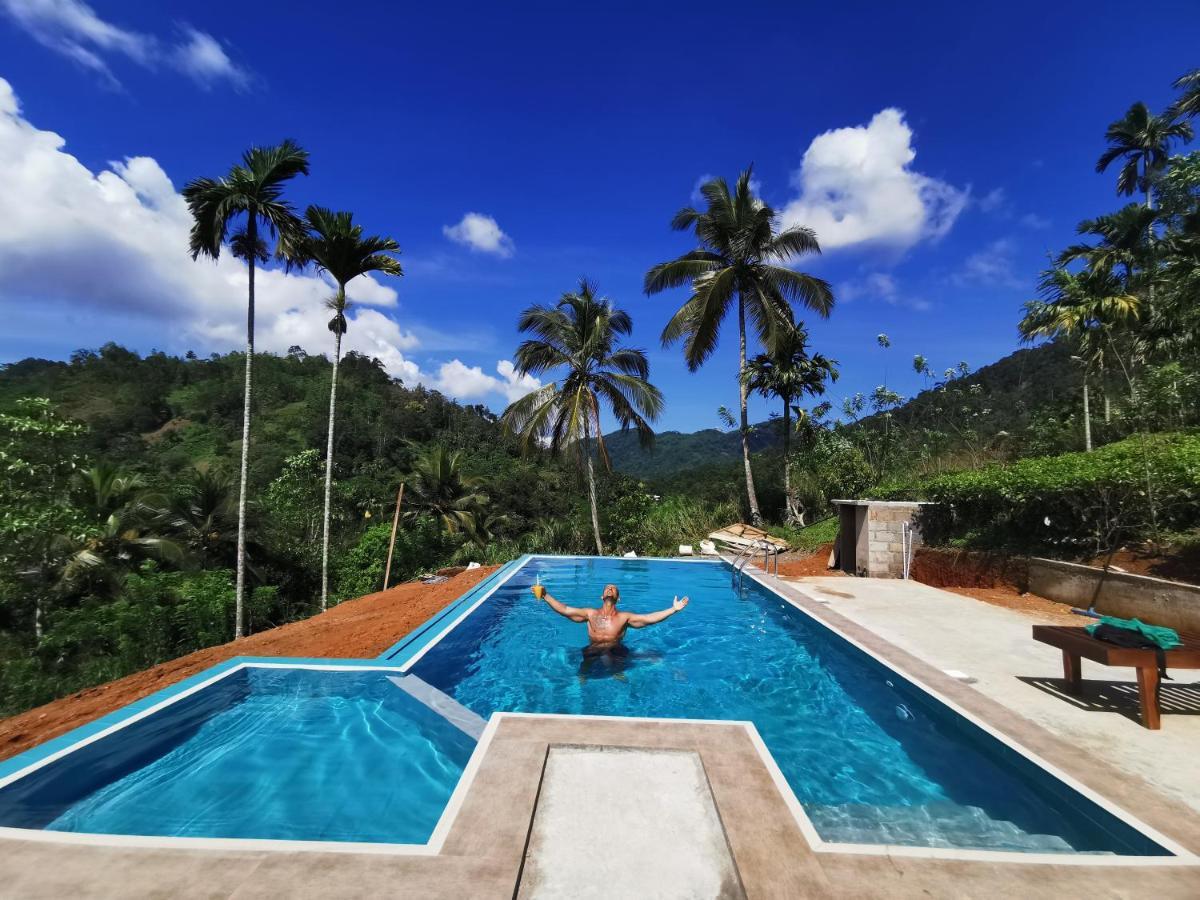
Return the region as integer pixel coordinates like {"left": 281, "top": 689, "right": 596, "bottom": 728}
{"left": 442, "top": 212, "right": 514, "bottom": 257}
{"left": 173, "top": 27, "right": 249, "bottom": 90}
{"left": 430, "top": 359, "right": 540, "bottom": 405}
{"left": 0, "top": 1, "right": 250, "bottom": 88}
{"left": 0, "top": 76, "right": 527, "bottom": 406}
{"left": 1020, "top": 212, "right": 1050, "bottom": 230}
{"left": 779, "top": 108, "right": 968, "bottom": 252}
{"left": 837, "top": 271, "right": 930, "bottom": 311}
{"left": 952, "top": 239, "right": 1024, "bottom": 289}
{"left": 979, "top": 187, "right": 1007, "bottom": 213}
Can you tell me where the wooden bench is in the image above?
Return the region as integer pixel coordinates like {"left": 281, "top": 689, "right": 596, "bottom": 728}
{"left": 1032, "top": 624, "right": 1200, "bottom": 729}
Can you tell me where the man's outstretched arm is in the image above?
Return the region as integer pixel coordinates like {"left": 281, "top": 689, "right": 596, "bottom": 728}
{"left": 627, "top": 596, "right": 689, "bottom": 628}
{"left": 533, "top": 588, "right": 590, "bottom": 623}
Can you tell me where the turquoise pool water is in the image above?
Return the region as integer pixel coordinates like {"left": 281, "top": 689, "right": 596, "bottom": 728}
{"left": 0, "top": 557, "right": 1173, "bottom": 853}
{"left": 0, "top": 667, "right": 473, "bottom": 843}
{"left": 403, "top": 557, "right": 1169, "bottom": 855}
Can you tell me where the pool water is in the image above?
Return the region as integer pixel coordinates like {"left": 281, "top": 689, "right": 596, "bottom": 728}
{"left": 0, "top": 667, "right": 474, "bottom": 843}
{"left": 405, "top": 557, "right": 1168, "bottom": 855}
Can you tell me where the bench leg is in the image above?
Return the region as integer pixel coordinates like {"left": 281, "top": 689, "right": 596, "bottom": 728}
{"left": 1136, "top": 666, "right": 1161, "bottom": 730}
{"left": 1061, "top": 651, "right": 1082, "bottom": 694}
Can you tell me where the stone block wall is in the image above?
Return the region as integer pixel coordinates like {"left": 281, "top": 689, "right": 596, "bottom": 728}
{"left": 834, "top": 500, "right": 925, "bottom": 577}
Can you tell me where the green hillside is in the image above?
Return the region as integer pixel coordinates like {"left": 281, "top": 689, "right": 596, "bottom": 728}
{"left": 606, "top": 341, "right": 1083, "bottom": 483}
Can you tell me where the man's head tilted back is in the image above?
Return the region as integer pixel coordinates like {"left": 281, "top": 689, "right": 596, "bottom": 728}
{"left": 601, "top": 584, "right": 620, "bottom": 603}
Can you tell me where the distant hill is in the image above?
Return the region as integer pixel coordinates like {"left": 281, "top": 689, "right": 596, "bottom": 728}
{"left": 606, "top": 341, "right": 1080, "bottom": 482}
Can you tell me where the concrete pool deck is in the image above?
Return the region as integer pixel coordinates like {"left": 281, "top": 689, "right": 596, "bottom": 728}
{"left": 789, "top": 574, "right": 1200, "bottom": 814}
{"left": 1, "top": 561, "right": 1199, "bottom": 897}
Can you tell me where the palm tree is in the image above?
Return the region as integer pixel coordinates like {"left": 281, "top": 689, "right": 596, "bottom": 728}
{"left": 182, "top": 140, "right": 310, "bottom": 638}
{"left": 1168, "top": 68, "right": 1200, "bottom": 121}
{"left": 282, "top": 207, "right": 402, "bottom": 610}
{"left": 502, "top": 279, "right": 662, "bottom": 554}
{"left": 405, "top": 446, "right": 489, "bottom": 535}
{"left": 645, "top": 168, "right": 834, "bottom": 525}
{"left": 162, "top": 469, "right": 245, "bottom": 570}
{"left": 55, "top": 465, "right": 182, "bottom": 598}
{"left": 1096, "top": 103, "right": 1193, "bottom": 208}
{"left": 743, "top": 324, "right": 838, "bottom": 524}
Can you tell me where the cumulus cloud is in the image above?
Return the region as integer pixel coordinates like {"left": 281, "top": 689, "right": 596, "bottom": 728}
{"left": 779, "top": 108, "right": 968, "bottom": 252}
{"left": 838, "top": 271, "right": 930, "bottom": 311}
{"left": 430, "top": 359, "right": 541, "bottom": 405}
{"left": 442, "top": 212, "right": 514, "bottom": 257}
{"left": 0, "top": 0, "right": 250, "bottom": 88}
{"left": 0, "top": 76, "right": 531, "bottom": 406}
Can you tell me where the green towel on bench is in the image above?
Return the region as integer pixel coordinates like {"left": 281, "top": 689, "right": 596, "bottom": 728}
{"left": 1085, "top": 616, "right": 1181, "bottom": 650}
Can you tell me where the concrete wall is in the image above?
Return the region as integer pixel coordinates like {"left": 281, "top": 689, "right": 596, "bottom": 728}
{"left": 834, "top": 501, "right": 924, "bottom": 577}
{"left": 1027, "top": 557, "right": 1200, "bottom": 633}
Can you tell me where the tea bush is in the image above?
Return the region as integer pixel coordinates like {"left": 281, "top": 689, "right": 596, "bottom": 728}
{"left": 885, "top": 432, "right": 1200, "bottom": 556}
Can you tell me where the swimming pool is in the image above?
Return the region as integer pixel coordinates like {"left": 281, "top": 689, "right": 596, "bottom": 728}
{"left": 0, "top": 555, "right": 1183, "bottom": 858}
{"left": 391, "top": 556, "right": 1175, "bottom": 857}
{"left": 0, "top": 664, "right": 474, "bottom": 845}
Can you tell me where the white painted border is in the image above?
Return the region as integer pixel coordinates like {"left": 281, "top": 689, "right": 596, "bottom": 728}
{"left": 0, "top": 663, "right": 503, "bottom": 857}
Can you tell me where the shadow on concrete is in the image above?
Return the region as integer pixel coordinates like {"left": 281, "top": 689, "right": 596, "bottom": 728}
{"left": 1018, "top": 676, "right": 1200, "bottom": 726}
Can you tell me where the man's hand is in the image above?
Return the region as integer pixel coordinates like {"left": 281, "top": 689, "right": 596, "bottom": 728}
{"left": 673, "top": 595, "right": 689, "bottom": 612}
{"left": 531, "top": 585, "right": 546, "bottom": 601}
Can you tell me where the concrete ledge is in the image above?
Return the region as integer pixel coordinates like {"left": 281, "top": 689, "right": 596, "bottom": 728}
{"left": 1028, "top": 557, "right": 1200, "bottom": 632}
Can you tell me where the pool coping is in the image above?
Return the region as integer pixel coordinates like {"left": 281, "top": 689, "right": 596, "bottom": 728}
{"left": 0, "top": 554, "right": 1197, "bottom": 872}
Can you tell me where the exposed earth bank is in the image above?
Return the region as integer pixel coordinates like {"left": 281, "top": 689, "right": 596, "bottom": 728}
{"left": 0, "top": 566, "right": 498, "bottom": 764}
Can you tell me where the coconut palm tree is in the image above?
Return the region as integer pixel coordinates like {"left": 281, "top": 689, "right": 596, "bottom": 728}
{"left": 743, "top": 324, "right": 839, "bottom": 524}
{"left": 182, "top": 140, "right": 309, "bottom": 638}
{"left": 502, "top": 279, "right": 662, "bottom": 555}
{"left": 282, "top": 207, "right": 402, "bottom": 610}
{"left": 405, "top": 446, "right": 489, "bottom": 536}
{"left": 1096, "top": 103, "right": 1193, "bottom": 207}
{"left": 645, "top": 168, "right": 834, "bottom": 525}
{"left": 55, "top": 465, "right": 182, "bottom": 598}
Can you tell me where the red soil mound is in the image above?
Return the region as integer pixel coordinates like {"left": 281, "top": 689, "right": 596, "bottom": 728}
{"left": 775, "top": 543, "right": 842, "bottom": 577}
{"left": 0, "top": 566, "right": 498, "bottom": 764}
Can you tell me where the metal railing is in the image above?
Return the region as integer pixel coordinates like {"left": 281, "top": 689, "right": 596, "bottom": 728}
{"left": 729, "top": 539, "right": 781, "bottom": 590}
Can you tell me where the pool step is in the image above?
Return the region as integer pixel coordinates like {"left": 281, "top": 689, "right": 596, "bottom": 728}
{"left": 386, "top": 675, "right": 487, "bottom": 740}
{"left": 809, "top": 802, "right": 1081, "bottom": 854}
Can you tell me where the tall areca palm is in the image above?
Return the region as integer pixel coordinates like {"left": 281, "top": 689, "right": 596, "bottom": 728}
{"left": 502, "top": 279, "right": 662, "bottom": 554}
{"left": 645, "top": 168, "right": 834, "bottom": 525}
{"left": 1168, "top": 68, "right": 1200, "bottom": 121}
{"left": 405, "top": 446, "right": 489, "bottom": 535}
{"left": 1096, "top": 103, "right": 1193, "bottom": 207}
{"left": 743, "top": 324, "right": 838, "bottom": 524}
{"left": 183, "top": 140, "right": 309, "bottom": 638}
{"left": 283, "top": 207, "right": 402, "bottom": 609}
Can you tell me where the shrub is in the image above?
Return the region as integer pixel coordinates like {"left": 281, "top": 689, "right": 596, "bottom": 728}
{"left": 886, "top": 432, "right": 1200, "bottom": 557}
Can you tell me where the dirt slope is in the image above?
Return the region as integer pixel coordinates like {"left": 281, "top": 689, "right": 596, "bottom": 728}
{"left": 0, "top": 566, "right": 499, "bottom": 764}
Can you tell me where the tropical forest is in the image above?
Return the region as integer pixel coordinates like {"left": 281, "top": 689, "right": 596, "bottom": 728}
{"left": 1, "top": 68, "right": 1198, "bottom": 720}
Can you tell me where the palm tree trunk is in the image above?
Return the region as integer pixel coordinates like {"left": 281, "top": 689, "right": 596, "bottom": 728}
{"left": 320, "top": 312, "right": 343, "bottom": 611}
{"left": 233, "top": 222, "right": 255, "bottom": 639}
{"left": 583, "top": 418, "right": 604, "bottom": 555}
{"left": 737, "top": 293, "right": 762, "bottom": 525}
{"left": 782, "top": 395, "right": 796, "bottom": 524}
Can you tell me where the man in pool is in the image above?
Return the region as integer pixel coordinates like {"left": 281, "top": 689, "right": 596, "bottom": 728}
{"left": 531, "top": 582, "right": 688, "bottom": 652}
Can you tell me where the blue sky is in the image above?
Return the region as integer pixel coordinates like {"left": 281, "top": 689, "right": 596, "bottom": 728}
{"left": 0, "top": 1, "right": 1197, "bottom": 432}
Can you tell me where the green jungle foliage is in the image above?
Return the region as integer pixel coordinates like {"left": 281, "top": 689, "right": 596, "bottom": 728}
{"left": 885, "top": 433, "right": 1200, "bottom": 556}
{"left": 0, "top": 346, "right": 684, "bottom": 715}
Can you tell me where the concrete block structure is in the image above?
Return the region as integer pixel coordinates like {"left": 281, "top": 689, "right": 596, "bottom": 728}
{"left": 832, "top": 500, "right": 928, "bottom": 578}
